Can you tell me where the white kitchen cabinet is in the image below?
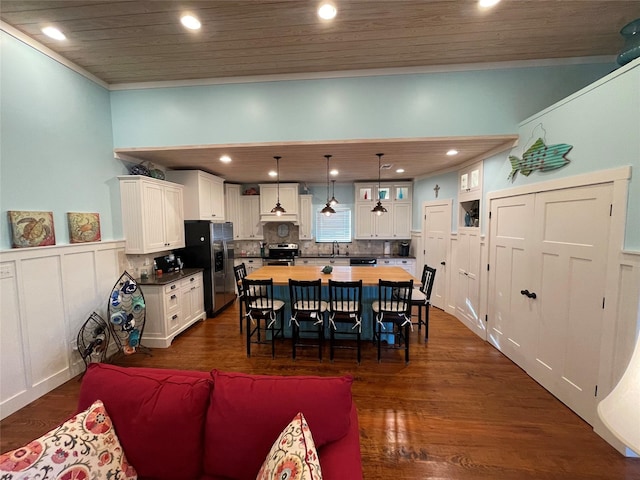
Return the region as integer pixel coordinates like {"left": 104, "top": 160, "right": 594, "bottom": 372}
{"left": 119, "top": 176, "right": 185, "bottom": 254}
{"left": 239, "top": 195, "right": 263, "bottom": 240}
{"left": 354, "top": 182, "right": 411, "bottom": 240}
{"left": 166, "top": 170, "right": 225, "bottom": 221}
{"left": 225, "top": 184, "right": 242, "bottom": 239}
{"left": 299, "top": 194, "right": 313, "bottom": 240}
{"left": 297, "top": 258, "right": 349, "bottom": 266}
{"left": 259, "top": 183, "right": 299, "bottom": 219}
{"left": 140, "top": 271, "right": 205, "bottom": 348}
{"left": 378, "top": 257, "right": 416, "bottom": 276}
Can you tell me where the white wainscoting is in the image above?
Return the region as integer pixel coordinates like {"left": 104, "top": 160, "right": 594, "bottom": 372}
{"left": 0, "top": 241, "right": 126, "bottom": 419}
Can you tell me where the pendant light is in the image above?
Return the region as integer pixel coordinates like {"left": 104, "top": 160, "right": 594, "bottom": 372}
{"left": 270, "top": 156, "right": 286, "bottom": 216}
{"left": 321, "top": 154, "right": 336, "bottom": 216}
{"left": 371, "top": 153, "right": 388, "bottom": 216}
{"left": 329, "top": 180, "right": 339, "bottom": 206}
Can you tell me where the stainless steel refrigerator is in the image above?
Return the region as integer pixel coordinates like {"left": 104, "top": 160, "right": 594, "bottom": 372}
{"left": 178, "top": 221, "right": 236, "bottom": 317}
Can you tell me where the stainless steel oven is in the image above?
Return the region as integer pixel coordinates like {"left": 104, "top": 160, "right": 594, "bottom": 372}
{"left": 266, "top": 243, "right": 298, "bottom": 266}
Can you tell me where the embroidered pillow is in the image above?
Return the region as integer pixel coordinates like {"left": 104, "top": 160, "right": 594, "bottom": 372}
{"left": 0, "top": 399, "right": 136, "bottom": 480}
{"left": 256, "top": 412, "right": 322, "bottom": 480}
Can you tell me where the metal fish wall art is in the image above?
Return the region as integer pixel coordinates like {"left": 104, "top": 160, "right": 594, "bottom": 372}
{"left": 508, "top": 138, "right": 572, "bottom": 181}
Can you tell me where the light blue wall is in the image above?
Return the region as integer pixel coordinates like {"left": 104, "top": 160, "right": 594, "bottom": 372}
{"left": 110, "top": 64, "right": 611, "bottom": 148}
{"left": 413, "top": 171, "right": 459, "bottom": 229}
{"left": 0, "top": 32, "right": 125, "bottom": 250}
{"left": 482, "top": 62, "right": 640, "bottom": 249}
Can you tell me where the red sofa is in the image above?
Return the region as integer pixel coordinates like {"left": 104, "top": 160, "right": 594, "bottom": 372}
{"left": 77, "top": 364, "right": 362, "bottom": 480}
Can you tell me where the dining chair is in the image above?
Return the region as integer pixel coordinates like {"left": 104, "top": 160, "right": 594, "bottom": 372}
{"left": 242, "top": 278, "right": 285, "bottom": 358}
{"left": 327, "top": 280, "right": 363, "bottom": 363}
{"left": 289, "top": 279, "right": 327, "bottom": 361}
{"left": 233, "top": 263, "right": 248, "bottom": 334}
{"left": 411, "top": 265, "right": 436, "bottom": 341}
{"left": 372, "top": 279, "right": 414, "bottom": 364}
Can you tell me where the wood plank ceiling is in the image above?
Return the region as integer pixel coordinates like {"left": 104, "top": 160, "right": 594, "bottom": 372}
{"left": 2, "top": 1, "right": 637, "bottom": 183}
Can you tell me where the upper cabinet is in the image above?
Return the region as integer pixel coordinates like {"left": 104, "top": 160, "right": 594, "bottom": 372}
{"left": 225, "top": 184, "right": 262, "bottom": 240}
{"left": 354, "top": 182, "right": 412, "bottom": 239}
{"left": 458, "top": 161, "right": 483, "bottom": 201}
{"left": 299, "top": 194, "right": 313, "bottom": 240}
{"left": 119, "top": 176, "right": 185, "bottom": 254}
{"left": 458, "top": 161, "right": 483, "bottom": 229}
{"left": 165, "top": 170, "right": 225, "bottom": 221}
{"left": 259, "top": 183, "right": 299, "bottom": 222}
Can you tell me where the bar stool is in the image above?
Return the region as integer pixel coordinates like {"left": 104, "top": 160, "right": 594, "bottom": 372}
{"left": 242, "top": 278, "right": 285, "bottom": 358}
{"left": 327, "top": 280, "right": 363, "bottom": 363}
{"left": 373, "top": 279, "right": 413, "bottom": 364}
{"left": 289, "top": 279, "right": 327, "bottom": 360}
{"left": 411, "top": 265, "right": 436, "bottom": 341}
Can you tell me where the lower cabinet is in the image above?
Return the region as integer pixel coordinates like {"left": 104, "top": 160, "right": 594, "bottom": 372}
{"left": 297, "top": 258, "right": 349, "bottom": 266}
{"left": 140, "top": 272, "right": 205, "bottom": 348}
{"left": 377, "top": 258, "right": 416, "bottom": 276}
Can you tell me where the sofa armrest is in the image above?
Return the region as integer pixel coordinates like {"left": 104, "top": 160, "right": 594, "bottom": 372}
{"left": 317, "top": 403, "right": 363, "bottom": 479}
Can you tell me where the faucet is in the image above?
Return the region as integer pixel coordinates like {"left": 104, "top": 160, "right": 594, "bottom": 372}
{"left": 332, "top": 241, "right": 339, "bottom": 257}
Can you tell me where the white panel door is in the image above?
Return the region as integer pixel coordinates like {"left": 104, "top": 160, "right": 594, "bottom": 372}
{"left": 529, "top": 184, "right": 612, "bottom": 424}
{"left": 487, "top": 194, "right": 536, "bottom": 370}
{"left": 423, "top": 202, "right": 451, "bottom": 310}
{"left": 163, "top": 185, "right": 185, "bottom": 249}
{"left": 142, "top": 182, "right": 167, "bottom": 251}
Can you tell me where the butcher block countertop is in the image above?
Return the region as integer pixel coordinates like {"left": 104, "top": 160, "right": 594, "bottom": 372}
{"left": 246, "top": 265, "right": 419, "bottom": 286}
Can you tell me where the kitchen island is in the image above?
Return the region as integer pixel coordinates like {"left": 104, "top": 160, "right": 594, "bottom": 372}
{"left": 245, "top": 265, "right": 420, "bottom": 343}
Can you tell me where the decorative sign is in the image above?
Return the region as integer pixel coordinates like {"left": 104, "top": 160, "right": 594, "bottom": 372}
{"left": 508, "top": 138, "right": 572, "bottom": 181}
{"left": 68, "top": 212, "right": 101, "bottom": 243}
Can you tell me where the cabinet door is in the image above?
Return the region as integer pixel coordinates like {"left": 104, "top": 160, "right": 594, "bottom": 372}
{"left": 374, "top": 208, "right": 393, "bottom": 238}
{"left": 225, "top": 185, "right": 241, "bottom": 239}
{"left": 163, "top": 185, "right": 185, "bottom": 249}
{"left": 240, "top": 196, "right": 263, "bottom": 239}
{"left": 299, "top": 195, "right": 313, "bottom": 240}
{"left": 203, "top": 175, "right": 225, "bottom": 221}
{"left": 142, "top": 181, "right": 168, "bottom": 252}
{"left": 259, "top": 184, "right": 299, "bottom": 215}
{"left": 392, "top": 203, "right": 411, "bottom": 238}
{"left": 355, "top": 204, "right": 375, "bottom": 238}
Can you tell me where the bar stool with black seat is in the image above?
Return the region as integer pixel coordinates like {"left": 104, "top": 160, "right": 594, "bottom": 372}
{"left": 233, "top": 263, "right": 248, "bottom": 334}
{"left": 289, "top": 279, "right": 327, "bottom": 361}
{"left": 327, "top": 280, "right": 363, "bottom": 363}
{"left": 411, "top": 265, "right": 436, "bottom": 341}
{"left": 373, "top": 279, "right": 414, "bottom": 364}
{"left": 242, "top": 278, "right": 285, "bottom": 358}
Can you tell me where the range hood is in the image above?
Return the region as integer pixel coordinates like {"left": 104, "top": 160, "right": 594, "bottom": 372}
{"left": 260, "top": 214, "right": 299, "bottom": 225}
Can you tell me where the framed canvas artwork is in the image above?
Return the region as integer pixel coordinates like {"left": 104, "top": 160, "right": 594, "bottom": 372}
{"left": 67, "top": 212, "right": 101, "bottom": 243}
{"left": 8, "top": 210, "right": 56, "bottom": 248}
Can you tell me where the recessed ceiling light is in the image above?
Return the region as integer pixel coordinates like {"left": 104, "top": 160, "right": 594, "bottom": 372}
{"left": 268, "top": 170, "right": 277, "bottom": 177}
{"left": 220, "top": 155, "right": 232, "bottom": 163}
{"left": 41, "top": 26, "right": 66, "bottom": 41}
{"left": 396, "top": 168, "right": 405, "bottom": 173}
{"left": 318, "top": 2, "right": 337, "bottom": 20}
{"left": 180, "top": 14, "right": 201, "bottom": 30}
{"left": 330, "top": 169, "right": 339, "bottom": 176}
{"left": 479, "top": 0, "right": 501, "bottom": 8}
{"left": 446, "top": 149, "right": 459, "bottom": 156}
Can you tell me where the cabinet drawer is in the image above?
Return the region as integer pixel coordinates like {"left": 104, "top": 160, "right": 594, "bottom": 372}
{"left": 164, "top": 282, "right": 180, "bottom": 295}
{"left": 166, "top": 310, "right": 182, "bottom": 334}
{"left": 181, "top": 274, "right": 202, "bottom": 289}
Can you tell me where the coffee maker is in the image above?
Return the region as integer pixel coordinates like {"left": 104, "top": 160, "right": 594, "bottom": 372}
{"left": 399, "top": 242, "right": 410, "bottom": 257}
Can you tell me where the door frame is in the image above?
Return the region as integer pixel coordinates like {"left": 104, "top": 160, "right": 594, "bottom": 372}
{"left": 421, "top": 199, "right": 453, "bottom": 312}
{"left": 486, "top": 166, "right": 632, "bottom": 452}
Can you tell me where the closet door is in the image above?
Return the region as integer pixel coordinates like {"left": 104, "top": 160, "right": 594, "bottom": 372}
{"left": 487, "top": 194, "right": 536, "bottom": 370}
{"left": 528, "top": 183, "right": 612, "bottom": 424}
{"left": 424, "top": 202, "right": 451, "bottom": 310}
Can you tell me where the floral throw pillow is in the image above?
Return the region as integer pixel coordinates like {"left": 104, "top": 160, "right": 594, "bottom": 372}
{"left": 0, "top": 399, "right": 136, "bottom": 480}
{"left": 256, "top": 412, "right": 322, "bottom": 480}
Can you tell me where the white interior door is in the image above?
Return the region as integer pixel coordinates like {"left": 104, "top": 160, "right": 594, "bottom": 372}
{"left": 529, "top": 184, "right": 612, "bottom": 424}
{"left": 487, "top": 194, "right": 536, "bottom": 370}
{"left": 423, "top": 202, "right": 451, "bottom": 310}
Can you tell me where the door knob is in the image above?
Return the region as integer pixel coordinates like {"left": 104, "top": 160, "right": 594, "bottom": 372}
{"left": 521, "top": 289, "right": 530, "bottom": 296}
{"left": 440, "top": 261, "right": 446, "bottom": 266}
{"left": 521, "top": 289, "right": 537, "bottom": 299}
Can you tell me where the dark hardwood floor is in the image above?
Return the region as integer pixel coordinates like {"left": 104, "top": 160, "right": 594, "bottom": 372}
{"left": 2, "top": 301, "right": 639, "bottom": 479}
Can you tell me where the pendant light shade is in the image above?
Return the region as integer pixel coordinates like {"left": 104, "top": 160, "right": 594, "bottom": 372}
{"left": 270, "top": 156, "right": 286, "bottom": 216}
{"left": 321, "top": 154, "right": 336, "bottom": 216}
{"left": 329, "top": 180, "right": 339, "bottom": 206}
{"left": 372, "top": 153, "right": 388, "bottom": 216}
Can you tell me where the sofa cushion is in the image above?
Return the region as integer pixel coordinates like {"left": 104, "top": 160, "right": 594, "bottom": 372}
{"left": 203, "top": 370, "right": 353, "bottom": 480}
{"left": 77, "top": 363, "right": 212, "bottom": 480}
{"left": 0, "top": 399, "right": 136, "bottom": 480}
{"left": 256, "top": 412, "right": 322, "bottom": 480}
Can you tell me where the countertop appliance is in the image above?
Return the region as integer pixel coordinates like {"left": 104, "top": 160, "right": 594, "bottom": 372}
{"left": 177, "top": 221, "right": 235, "bottom": 317}
{"left": 266, "top": 243, "right": 299, "bottom": 266}
{"left": 349, "top": 258, "right": 377, "bottom": 266}
{"left": 399, "top": 242, "right": 410, "bottom": 257}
